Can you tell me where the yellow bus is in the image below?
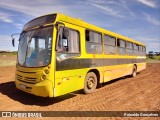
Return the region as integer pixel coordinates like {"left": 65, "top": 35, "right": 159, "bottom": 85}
{"left": 13, "top": 13, "right": 146, "bottom": 97}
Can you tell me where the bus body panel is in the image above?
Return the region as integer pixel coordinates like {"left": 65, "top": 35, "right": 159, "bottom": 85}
{"left": 15, "top": 13, "right": 146, "bottom": 97}
{"left": 15, "top": 78, "right": 53, "bottom": 97}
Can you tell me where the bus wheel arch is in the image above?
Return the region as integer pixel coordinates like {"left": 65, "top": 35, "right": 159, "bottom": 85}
{"left": 88, "top": 69, "right": 100, "bottom": 86}
{"left": 84, "top": 69, "right": 100, "bottom": 94}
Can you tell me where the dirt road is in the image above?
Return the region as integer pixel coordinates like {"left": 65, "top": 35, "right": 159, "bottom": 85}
{"left": 0, "top": 63, "right": 160, "bottom": 119}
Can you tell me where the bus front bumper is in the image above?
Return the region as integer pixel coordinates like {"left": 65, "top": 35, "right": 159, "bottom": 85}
{"left": 15, "top": 79, "right": 54, "bottom": 97}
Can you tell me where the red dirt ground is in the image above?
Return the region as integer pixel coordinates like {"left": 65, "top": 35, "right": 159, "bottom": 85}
{"left": 0, "top": 62, "right": 160, "bottom": 120}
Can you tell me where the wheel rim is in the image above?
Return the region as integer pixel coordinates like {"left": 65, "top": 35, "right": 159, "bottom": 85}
{"left": 87, "top": 77, "right": 95, "bottom": 89}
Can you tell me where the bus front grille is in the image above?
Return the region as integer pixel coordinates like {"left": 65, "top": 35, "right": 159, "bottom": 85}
{"left": 17, "top": 74, "right": 23, "bottom": 80}
{"left": 16, "top": 74, "right": 37, "bottom": 84}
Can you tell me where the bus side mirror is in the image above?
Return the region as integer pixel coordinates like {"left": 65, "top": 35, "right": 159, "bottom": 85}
{"left": 11, "top": 33, "right": 20, "bottom": 47}
{"left": 12, "top": 38, "right": 15, "bottom": 47}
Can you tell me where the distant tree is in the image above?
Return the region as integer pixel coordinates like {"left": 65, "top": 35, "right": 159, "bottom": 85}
{"left": 149, "top": 51, "right": 154, "bottom": 59}
{"left": 155, "top": 52, "right": 158, "bottom": 56}
{"left": 155, "top": 52, "right": 160, "bottom": 56}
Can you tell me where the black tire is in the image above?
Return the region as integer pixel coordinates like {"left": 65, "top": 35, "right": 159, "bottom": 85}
{"left": 131, "top": 66, "right": 137, "bottom": 77}
{"left": 84, "top": 72, "right": 97, "bottom": 94}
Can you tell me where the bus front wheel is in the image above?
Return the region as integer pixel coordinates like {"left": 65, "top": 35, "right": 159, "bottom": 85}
{"left": 84, "top": 72, "right": 97, "bottom": 94}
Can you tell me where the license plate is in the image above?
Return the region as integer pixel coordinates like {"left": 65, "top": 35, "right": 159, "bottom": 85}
{"left": 19, "top": 84, "right": 26, "bottom": 89}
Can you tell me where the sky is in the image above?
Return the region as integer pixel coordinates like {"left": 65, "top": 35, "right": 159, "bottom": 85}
{"left": 0, "top": 0, "right": 160, "bottom": 53}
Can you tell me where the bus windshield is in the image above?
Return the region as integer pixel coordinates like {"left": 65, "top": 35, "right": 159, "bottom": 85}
{"left": 18, "top": 26, "right": 53, "bottom": 67}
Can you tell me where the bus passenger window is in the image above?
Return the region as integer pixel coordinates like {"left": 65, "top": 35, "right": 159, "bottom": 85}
{"left": 59, "top": 28, "right": 80, "bottom": 53}
{"left": 104, "top": 35, "right": 116, "bottom": 54}
{"left": 62, "top": 34, "right": 68, "bottom": 52}
{"left": 126, "top": 42, "right": 133, "bottom": 55}
{"left": 133, "top": 44, "right": 139, "bottom": 55}
{"left": 117, "top": 39, "right": 126, "bottom": 55}
{"left": 85, "top": 30, "right": 102, "bottom": 54}
{"left": 142, "top": 46, "right": 146, "bottom": 56}
{"left": 139, "top": 46, "right": 143, "bottom": 56}
{"left": 68, "top": 30, "right": 80, "bottom": 53}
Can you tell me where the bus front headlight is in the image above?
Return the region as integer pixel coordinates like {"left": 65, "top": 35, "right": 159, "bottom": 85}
{"left": 41, "top": 74, "right": 46, "bottom": 80}
{"left": 44, "top": 69, "right": 49, "bottom": 74}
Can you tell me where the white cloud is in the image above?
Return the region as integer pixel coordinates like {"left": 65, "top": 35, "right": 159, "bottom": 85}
{"left": 150, "top": 43, "right": 160, "bottom": 47}
{"left": 0, "top": 0, "right": 73, "bottom": 17}
{"left": 0, "top": 11, "right": 24, "bottom": 29}
{"left": 88, "top": 0, "right": 136, "bottom": 18}
{"left": 147, "top": 42, "right": 160, "bottom": 52}
{"left": 88, "top": 0, "right": 108, "bottom": 4}
{"left": 0, "top": 0, "right": 79, "bottom": 29}
{"left": 0, "top": 35, "right": 11, "bottom": 42}
{"left": 89, "top": 2, "right": 124, "bottom": 18}
{"left": 0, "top": 12, "right": 13, "bottom": 23}
{"left": 133, "top": 36, "right": 160, "bottom": 52}
{"left": 137, "top": 0, "right": 157, "bottom": 8}
{"left": 0, "top": 35, "right": 18, "bottom": 51}
{"left": 14, "top": 23, "right": 23, "bottom": 29}
{"left": 133, "top": 36, "right": 160, "bottom": 43}
{"left": 0, "top": 0, "right": 159, "bottom": 52}
{"left": 143, "top": 13, "right": 160, "bottom": 26}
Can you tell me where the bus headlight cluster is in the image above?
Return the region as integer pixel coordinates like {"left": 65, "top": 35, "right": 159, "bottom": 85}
{"left": 41, "top": 67, "right": 50, "bottom": 80}
{"left": 41, "top": 74, "right": 46, "bottom": 80}
{"left": 44, "top": 69, "right": 49, "bottom": 74}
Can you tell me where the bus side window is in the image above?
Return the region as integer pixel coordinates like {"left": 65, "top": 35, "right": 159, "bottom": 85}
{"left": 104, "top": 35, "right": 116, "bottom": 54}
{"left": 62, "top": 32, "right": 69, "bottom": 52}
{"left": 133, "top": 44, "right": 139, "bottom": 55}
{"left": 85, "top": 30, "right": 102, "bottom": 54}
{"left": 126, "top": 41, "right": 133, "bottom": 55}
{"left": 68, "top": 29, "right": 80, "bottom": 53}
{"left": 117, "top": 39, "right": 126, "bottom": 55}
{"left": 139, "top": 45, "right": 143, "bottom": 56}
{"left": 142, "top": 46, "right": 146, "bottom": 56}
{"left": 59, "top": 28, "right": 80, "bottom": 53}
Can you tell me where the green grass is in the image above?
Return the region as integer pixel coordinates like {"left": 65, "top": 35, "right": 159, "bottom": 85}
{"left": 0, "top": 52, "right": 17, "bottom": 55}
{"left": 153, "top": 55, "right": 160, "bottom": 60}
{"left": 0, "top": 60, "right": 16, "bottom": 66}
{"left": 0, "top": 54, "right": 17, "bottom": 66}
{"left": 146, "top": 57, "right": 160, "bottom": 63}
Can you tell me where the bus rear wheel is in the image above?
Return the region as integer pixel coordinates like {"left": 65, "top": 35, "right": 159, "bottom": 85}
{"left": 132, "top": 66, "right": 137, "bottom": 77}
{"left": 84, "top": 72, "right": 97, "bottom": 94}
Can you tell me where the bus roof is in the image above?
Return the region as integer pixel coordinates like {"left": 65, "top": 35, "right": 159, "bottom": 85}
{"left": 56, "top": 13, "right": 145, "bottom": 46}
{"left": 26, "top": 13, "right": 146, "bottom": 46}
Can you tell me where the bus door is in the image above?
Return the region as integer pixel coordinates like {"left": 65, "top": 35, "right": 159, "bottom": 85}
{"left": 55, "top": 25, "right": 82, "bottom": 96}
